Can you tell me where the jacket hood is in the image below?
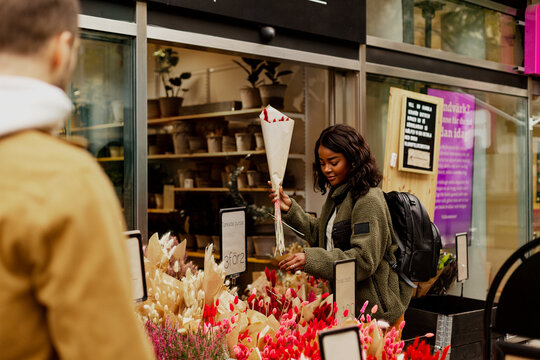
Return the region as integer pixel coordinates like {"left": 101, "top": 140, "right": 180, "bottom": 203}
{"left": 0, "top": 76, "right": 72, "bottom": 137}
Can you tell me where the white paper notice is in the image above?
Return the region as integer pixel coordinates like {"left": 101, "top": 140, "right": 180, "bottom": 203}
{"left": 259, "top": 105, "right": 295, "bottom": 254}
{"left": 126, "top": 236, "right": 146, "bottom": 301}
{"left": 221, "top": 208, "right": 247, "bottom": 276}
{"left": 335, "top": 259, "right": 356, "bottom": 324}
{"left": 319, "top": 326, "right": 362, "bottom": 360}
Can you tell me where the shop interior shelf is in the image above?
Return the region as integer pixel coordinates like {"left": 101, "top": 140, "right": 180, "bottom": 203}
{"left": 149, "top": 150, "right": 266, "bottom": 159}
{"left": 147, "top": 108, "right": 305, "bottom": 126}
{"left": 70, "top": 122, "right": 124, "bottom": 132}
{"left": 186, "top": 250, "right": 272, "bottom": 264}
{"left": 97, "top": 152, "right": 305, "bottom": 162}
{"left": 148, "top": 208, "right": 178, "bottom": 214}
{"left": 173, "top": 187, "right": 304, "bottom": 197}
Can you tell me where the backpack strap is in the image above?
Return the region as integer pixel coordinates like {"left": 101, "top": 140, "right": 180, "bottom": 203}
{"left": 384, "top": 252, "right": 418, "bottom": 288}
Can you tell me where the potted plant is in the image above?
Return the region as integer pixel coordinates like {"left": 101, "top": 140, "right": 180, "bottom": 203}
{"left": 233, "top": 57, "right": 265, "bottom": 109}
{"left": 153, "top": 48, "right": 192, "bottom": 117}
{"left": 259, "top": 61, "right": 292, "bottom": 110}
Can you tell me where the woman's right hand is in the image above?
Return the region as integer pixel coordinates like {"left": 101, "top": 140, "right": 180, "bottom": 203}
{"left": 268, "top": 181, "right": 292, "bottom": 212}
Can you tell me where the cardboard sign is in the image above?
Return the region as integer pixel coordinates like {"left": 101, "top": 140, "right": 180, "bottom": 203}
{"left": 399, "top": 95, "right": 441, "bottom": 174}
{"left": 124, "top": 230, "right": 148, "bottom": 302}
{"left": 333, "top": 259, "right": 356, "bottom": 323}
{"left": 456, "top": 232, "right": 469, "bottom": 282}
{"left": 220, "top": 207, "right": 247, "bottom": 277}
{"left": 319, "top": 325, "right": 363, "bottom": 360}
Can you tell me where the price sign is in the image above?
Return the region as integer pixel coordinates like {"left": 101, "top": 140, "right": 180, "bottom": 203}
{"left": 456, "top": 232, "right": 469, "bottom": 282}
{"left": 333, "top": 258, "right": 356, "bottom": 324}
{"left": 220, "top": 207, "right": 247, "bottom": 277}
{"left": 124, "top": 230, "right": 148, "bottom": 302}
{"left": 319, "top": 325, "right": 363, "bottom": 360}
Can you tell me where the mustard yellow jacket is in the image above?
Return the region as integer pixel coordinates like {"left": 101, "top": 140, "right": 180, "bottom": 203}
{"left": 0, "top": 131, "right": 155, "bottom": 360}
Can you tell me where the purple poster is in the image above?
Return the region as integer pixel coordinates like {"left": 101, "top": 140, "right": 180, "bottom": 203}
{"left": 428, "top": 89, "right": 475, "bottom": 247}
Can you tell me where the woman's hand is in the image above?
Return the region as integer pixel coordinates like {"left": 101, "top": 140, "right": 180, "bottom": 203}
{"left": 268, "top": 181, "right": 292, "bottom": 212}
{"left": 279, "top": 252, "right": 306, "bottom": 272}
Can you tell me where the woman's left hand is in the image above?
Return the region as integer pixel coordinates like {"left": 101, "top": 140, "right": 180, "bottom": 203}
{"left": 279, "top": 252, "right": 306, "bottom": 272}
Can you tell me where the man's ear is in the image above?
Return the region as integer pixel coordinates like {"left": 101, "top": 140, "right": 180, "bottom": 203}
{"left": 49, "top": 31, "right": 77, "bottom": 89}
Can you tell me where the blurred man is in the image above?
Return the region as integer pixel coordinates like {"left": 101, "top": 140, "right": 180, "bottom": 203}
{"left": 0, "top": 1, "right": 155, "bottom": 359}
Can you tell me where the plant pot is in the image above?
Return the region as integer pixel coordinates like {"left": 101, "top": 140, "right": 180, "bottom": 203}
{"left": 147, "top": 99, "right": 161, "bottom": 119}
{"left": 177, "top": 169, "right": 194, "bottom": 188}
{"left": 235, "top": 132, "right": 252, "bottom": 152}
{"left": 259, "top": 84, "right": 287, "bottom": 110}
{"left": 195, "top": 234, "right": 212, "bottom": 249}
{"left": 239, "top": 87, "right": 262, "bottom": 109}
{"left": 237, "top": 173, "right": 248, "bottom": 189}
{"left": 172, "top": 131, "right": 189, "bottom": 154}
{"left": 188, "top": 136, "right": 205, "bottom": 153}
{"left": 254, "top": 132, "right": 264, "bottom": 150}
{"left": 222, "top": 136, "right": 236, "bottom": 152}
{"left": 158, "top": 97, "right": 183, "bottom": 117}
{"left": 246, "top": 170, "right": 260, "bottom": 187}
{"left": 207, "top": 135, "right": 222, "bottom": 153}
{"left": 252, "top": 235, "right": 276, "bottom": 257}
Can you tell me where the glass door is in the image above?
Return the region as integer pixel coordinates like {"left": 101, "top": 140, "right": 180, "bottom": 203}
{"left": 63, "top": 30, "right": 135, "bottom": 228}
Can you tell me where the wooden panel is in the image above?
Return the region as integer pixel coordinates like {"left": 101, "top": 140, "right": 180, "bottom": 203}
{"left": 381, "top": 87, "right": 444, "bottom": 219}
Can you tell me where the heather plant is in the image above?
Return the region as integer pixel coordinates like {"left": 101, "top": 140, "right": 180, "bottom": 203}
{"left": 145, "top": 319, "right": 228, "bottom": 360}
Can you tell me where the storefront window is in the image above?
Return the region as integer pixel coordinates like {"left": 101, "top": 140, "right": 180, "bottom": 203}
{"left": 145, "top": 43, "right": 331, "bottom": 252}
{"left": 63, "top": 30, "right": 135, "bottom": 227}
{"left": 366, "top": 74, "right": 528, "bottom": 300}
{"left": 531, "top": 96, "right": 540, "bottom": 238}
{"left": 366, "top": 0, "right": 523, "bottom": 66}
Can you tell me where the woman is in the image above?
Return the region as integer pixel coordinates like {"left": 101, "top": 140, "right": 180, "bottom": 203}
{"left": 270, "top": 124, "right": 412, "bottom": 326}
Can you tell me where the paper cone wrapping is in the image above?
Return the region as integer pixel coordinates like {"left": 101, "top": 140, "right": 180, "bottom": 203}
{"left": 259, "top": 105, "right": 295, "bottom": 254}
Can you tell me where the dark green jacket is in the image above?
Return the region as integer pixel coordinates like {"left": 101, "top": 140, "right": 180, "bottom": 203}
{"left": 282, "top": 184, "right": 412, "bottom": 324}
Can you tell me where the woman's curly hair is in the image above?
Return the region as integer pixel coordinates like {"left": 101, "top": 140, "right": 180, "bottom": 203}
{"left": 313, "top": 124, "right": 382, "bottom": 200}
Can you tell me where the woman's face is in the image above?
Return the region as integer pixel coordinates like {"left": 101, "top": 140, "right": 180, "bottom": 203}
{"left": 318, "top": 145, "right": 351, "bottom": 187}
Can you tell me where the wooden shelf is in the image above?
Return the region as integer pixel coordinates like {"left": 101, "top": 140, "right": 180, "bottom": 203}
{"left": 70, "top": 122, "right": 124, "bottom": 132}
{"left": 186, "top": 250, "right": 272, "bottom": 264}
{"left": 149, "top": 150, "right": 266, "bottom": 159}
{"left": 97, "top": 152, "right": 304, "bottom": 162}
{"left": 147, "top": 109, "right": 305, "bottom": 126}
{"left": 148, "top": 208, "right": 178, "bottom": 214}
{"left": 174, "top": 187, "right": 304, "bottom": 197}
{"left": 97, "top": 156, "right": 124, "bottom": 162}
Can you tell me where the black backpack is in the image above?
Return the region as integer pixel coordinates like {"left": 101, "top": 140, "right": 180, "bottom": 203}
{"left": 383, "top": 191, "right": 442, "bottom": 288}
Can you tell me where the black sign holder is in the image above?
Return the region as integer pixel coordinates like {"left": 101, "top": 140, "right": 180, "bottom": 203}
{"left": 219, "top": 207, "right": 247, "bottom": 285}
{"left": 455, "top": 232, "right": 469, "bottom": 297}
{"left": 124, "top": 230, "right": 148, "bottom": 303}
{"left": 333, "top": 258, "right": 357, "bottom": 321}
{"left": 319, "top": 325, "right": 363, "bottom": 360}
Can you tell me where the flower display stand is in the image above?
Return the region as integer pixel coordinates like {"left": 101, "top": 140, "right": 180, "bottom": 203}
{"left": 402, "top": 295, "right": 501, "bottom": 359}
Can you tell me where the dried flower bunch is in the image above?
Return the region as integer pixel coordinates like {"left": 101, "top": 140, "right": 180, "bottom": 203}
{"left": 137, "top": 233, "right": 450, "bottom": 360}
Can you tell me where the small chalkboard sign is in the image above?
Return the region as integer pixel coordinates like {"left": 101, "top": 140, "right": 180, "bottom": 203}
{"left": 124, "top": 230, "right": 148, "bottom": 302}
{"left": 333, "top": 259, "right": 356, "bottom": 324}
{"left": 456, "top": 232, "right": 469, "bottom": 282}
{"left": 399, "top": 95, "right": 441, "bottom": 174}
{"left": 219, "top": 207, "right": 247, "bottom": 277}
{"left": 319, "top": 325, "right": 363, "bottom": 360}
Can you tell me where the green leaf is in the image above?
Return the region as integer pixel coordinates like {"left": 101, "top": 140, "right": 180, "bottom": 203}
{"left": 169, "top": 77, "right": 181, "bottom": 86}
{"left": 233, "top": 59, "right": 250, "bottom": 74}
{"left": 180, "top": 72, "right": 191, "bottom": 79}
{"left": 277, "top": 70, "right": 292, "bottom": 78}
